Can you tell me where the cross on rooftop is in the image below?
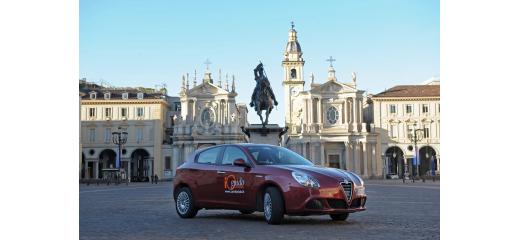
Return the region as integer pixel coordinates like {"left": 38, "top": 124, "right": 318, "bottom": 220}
{"left": 291, "top": 21, "right": 294, "bottom": 29}
{"left": 326, "top": 56, "right": 336, "bottom": 67}
{"left": 203, "top": 58, "right": 212, "bottom": 70}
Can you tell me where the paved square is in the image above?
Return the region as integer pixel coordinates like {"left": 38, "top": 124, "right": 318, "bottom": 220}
{"left": 80, "top": 180, "right": 439, "bottom": 240}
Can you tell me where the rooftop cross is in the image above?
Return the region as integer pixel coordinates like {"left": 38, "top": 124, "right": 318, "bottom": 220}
{"left": 291, "top": 21, "right": 294, "bottom": 30}
{"left": 326, "top": 56, "right": 336, "bottom": 67}
{"left": 203, "top": 58, "right": 212, "bottom": 70}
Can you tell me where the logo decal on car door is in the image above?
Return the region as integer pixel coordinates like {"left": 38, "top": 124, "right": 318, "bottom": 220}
{"left": 224, "top": 175, "right": 245, "bottom": 193}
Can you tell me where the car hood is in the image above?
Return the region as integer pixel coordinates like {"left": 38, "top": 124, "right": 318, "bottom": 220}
{"left": 271, "top": 165, "right": 364, "bottom": 186}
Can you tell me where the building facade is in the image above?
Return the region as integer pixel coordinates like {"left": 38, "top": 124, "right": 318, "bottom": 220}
{"left": 80, "top": 81, "right": 180, "bottom": 181}
{"left": 372, "top": 79, "right": 440, "bottom": 178}
{"left": 171, "top": 69, "right": 249, "bottom": 169}
{"left": 282, "top": 25, "right": 381, "bottom": 178}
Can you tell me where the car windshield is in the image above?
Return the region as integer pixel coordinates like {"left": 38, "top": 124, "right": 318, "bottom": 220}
{"left": 245, "top": 146, "right": 313, "bottom": 166}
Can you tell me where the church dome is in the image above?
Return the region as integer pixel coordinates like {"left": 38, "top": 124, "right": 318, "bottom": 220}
{"left": 286, "top": 40, "right": 301, "bottom": 53}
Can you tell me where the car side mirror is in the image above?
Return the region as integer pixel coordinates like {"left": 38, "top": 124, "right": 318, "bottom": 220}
{"left": 233, "top": 159, "right": 250, "bottom": 168}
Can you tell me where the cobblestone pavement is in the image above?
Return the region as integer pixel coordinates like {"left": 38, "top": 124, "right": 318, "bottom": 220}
{"left": 80, "top": 180, "right": 439, "bottom": 240}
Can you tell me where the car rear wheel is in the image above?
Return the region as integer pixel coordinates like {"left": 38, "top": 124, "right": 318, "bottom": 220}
{"left": 330, "top": 213, "right": 349, "bottom": 221}
{"left": 239, "top": 210, "right": 255, "bottom": 214}
{"left": 175, "top": 187, "right": 198, "bottom": 218}
{"left": 263, "top": 187, "right": 284, "bottom": 224}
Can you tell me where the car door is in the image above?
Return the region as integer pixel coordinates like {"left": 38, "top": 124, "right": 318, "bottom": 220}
{"left": 216, "top": 146, "right": 256, "bottom": 209}
{"left": 192, "top": 146, "right": 223, "bottom": 206}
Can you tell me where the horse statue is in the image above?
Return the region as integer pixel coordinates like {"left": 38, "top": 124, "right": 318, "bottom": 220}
{"left": 250, "top": 62, "right": 278, "bottom": 127}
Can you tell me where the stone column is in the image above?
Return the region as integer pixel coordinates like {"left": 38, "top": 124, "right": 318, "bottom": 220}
{"left": 192, "top": 100, "right": 197, "bottom": 123}
{"left": 362, "top": 142, "right": 368, "bottom": 177}
{"left": 172, "top": 144, "right": 179, "bottom": 174}
{"left": 320, "top": 143, "right": 325, "bottom": 166}
{"left": 317, "top": 98, "right": 322, "bottom": 124}
{"left": 353, "top": 141, "right": 360, "bottom": 174}
{"left": 371, "top": 142, "right": 377, "bottom": 176}
{"left": 352, "top": 99, "right": 358, "bottom": 132}
{"left": 302, "top": 142, "right": 307, "bottom": 159}
{"left": 344, "top": 141, "right": 352, "bottom": 171}
{"left": 343, "top": 142, "right": 348, "bottom": 170}
{"left": 94, "top": 161, "right": 99, "bottom": 179}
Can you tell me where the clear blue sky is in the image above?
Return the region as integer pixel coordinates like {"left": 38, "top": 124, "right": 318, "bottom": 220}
{"left": 80, "top": 0, "right": 439, "bottom": 125}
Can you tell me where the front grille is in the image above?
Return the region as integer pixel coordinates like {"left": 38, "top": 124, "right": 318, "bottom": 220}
{"left": 327, "top": 199, "right": 347, "bottom": 209}
{"left": 340, "top": 181, "right": 353, "bottom": 201}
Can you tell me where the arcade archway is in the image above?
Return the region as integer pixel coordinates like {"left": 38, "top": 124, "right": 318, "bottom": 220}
{"left": 385, "top": 146, "right": 405, "bottom": 178}
{"left": 419, "top": 146, "right": 437, "bottom": 176}
{"left": 131, "top": 149, "right": 150, "bottom": 181}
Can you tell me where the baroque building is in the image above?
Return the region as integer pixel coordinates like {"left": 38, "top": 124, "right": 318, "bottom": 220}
{"left": 171, "top": 68, "right": 249, "bottom": 169}
{"left": 282, "top": 25, "right": 381, "bottom": 178}
{"left": 79, "top": 80, "right": 181, "bottom": 181}
{"left": 371, "top": 79, "right": 440, "bottom": 178}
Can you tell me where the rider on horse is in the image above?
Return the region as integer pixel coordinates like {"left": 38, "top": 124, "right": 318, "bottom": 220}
{"left": 250, "top": 62, "right": 278, "bottom": 108}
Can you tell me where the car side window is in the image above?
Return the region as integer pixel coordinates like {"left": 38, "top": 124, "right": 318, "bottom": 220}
{"left": 196, "top": 147, "right": 221, "bottom": 165}
{"left": 222, "top": 146, "right": 248, "bottom": 166}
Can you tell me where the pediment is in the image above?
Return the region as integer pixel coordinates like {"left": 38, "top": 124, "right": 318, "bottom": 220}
{"left": 311, "top": 80, "right": 357, "bottom": 94}
{"left": 188, "top": 82, "right": 229, "bottom": 96}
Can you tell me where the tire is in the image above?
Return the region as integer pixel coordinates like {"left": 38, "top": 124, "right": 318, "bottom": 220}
{"left": 263, "top": 187, "right": 284, "bottom": 224}
{"left": 330, "top": 213, "right": 349, "bottom": 221}
{"left": 239, "top": 210, "right": 255, "bottom": 214}
{"left": 175, "top": 187, "right": 198, "bottom": 218}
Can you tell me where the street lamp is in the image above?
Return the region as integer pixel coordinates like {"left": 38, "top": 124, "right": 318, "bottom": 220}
{"left": 407, "top": 122, "right": 424, "bottom": 183}
{"left": 112, "top": 126, "right": 128, "bottom": 183}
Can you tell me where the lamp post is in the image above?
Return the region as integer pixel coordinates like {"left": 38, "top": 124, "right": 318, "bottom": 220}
{"left": 112, "top": 126, "right": 128, "bottom": 184}
{"left": 407, "top": 122, "right": 424, "bottom": 183}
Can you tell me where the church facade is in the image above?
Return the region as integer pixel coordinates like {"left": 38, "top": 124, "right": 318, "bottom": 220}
{"left": 171, "top": 69, "right": 249, "bottom": 169}
{"left": 282, "top": 25, "right": 381, "bottom": 178}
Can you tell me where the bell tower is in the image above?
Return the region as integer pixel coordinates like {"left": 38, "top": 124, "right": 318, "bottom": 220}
{"left": 282, "top": 22, "right": 305, "bottom": 125}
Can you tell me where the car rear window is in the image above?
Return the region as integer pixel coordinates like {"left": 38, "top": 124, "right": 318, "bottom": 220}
{"left": 196, "top": 147, "right": 220, "bottom": 164}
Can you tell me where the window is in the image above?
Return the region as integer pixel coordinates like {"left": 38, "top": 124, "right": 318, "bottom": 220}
{"left": 122, "top": 92, "right": 128, "bottom": 100}
{"left": 104, "top": 128, "right": 111, "bottom": 143}
{"left": 137, "top": 92, "right": 144, "bottom": 99}
{"left": 88, "top": 108, "right": 96, "bottom": 118}
{"left": 104, "top": 92, "right": 111, "bottom": 100}
{"left": 424, "top": 127, "right": 430, "bottom": 138}
{"left": 391, "top": 125, "right": 398, "bottom": 138}
{"left": 328, "top": 155, "right": 340, "bottom": 169}
{"left": 174, "top": 102, "right": 181, "bottom": 111}
{"left": 89, "top": 92, "right": 96, "bottom": 99}
{"left": 136, "top": 128, "right": 143, "bottom": 143}
{"left": 406, "top": 104, "right": 413, "bottom": 114}
{"left": 104, "top": 108, "right": 112, "bottom": 118}
{"left": 407, "top": 125, "right": 414, "bottom": 139}
{"left": 290, "top": 69, "right": 297, "bottom": 79}
{"left": 164, "top": 156, "right": 171, "bottom": 170}
{"left": 196, "top": 147, "right": 221, "bottom": 164}
{"left": 137, "top": 107, "right": 144, "bottom": 117}
{"left": 422, "top": 104, "right": 429, "bottom": 114}
{"left": 121, "top": 108, "right": 128, "bottom": 118}
{"left": 389, "top": 104, "right": 396, "bottom": 114}
{"left": 245, "top": 145, "right": 313, "bottom": 166}
{"left": 222, "top": 146, "right": 249, "bottom": 165}
{"left": 438, "top": 103, "right": 440, "bottom": 113}
{"left": 89, "top": 128, "right": 96, "bottom": 143}
{"left": 326, "top": 106, "right": 339, "bottom": 124}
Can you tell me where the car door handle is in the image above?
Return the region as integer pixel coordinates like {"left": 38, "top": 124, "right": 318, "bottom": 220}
{"left": 217, "top": 171, "right": 226, "bottom": 174}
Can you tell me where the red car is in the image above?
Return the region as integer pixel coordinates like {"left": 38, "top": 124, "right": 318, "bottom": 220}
{"left": 173, "top": 144, "right": 366, "bottom": 224}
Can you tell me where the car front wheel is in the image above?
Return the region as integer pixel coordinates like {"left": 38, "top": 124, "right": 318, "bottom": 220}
{"left": 330, "top": 213, "right": 349, "bottom": 221}
{"left": 175, "top": 187, "right": 198, "bottom": 218}
{"left": 263, "top": 187, "right": 284, "bottom": 224}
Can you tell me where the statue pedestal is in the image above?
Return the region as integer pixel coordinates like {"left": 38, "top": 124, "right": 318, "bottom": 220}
{"left": 244, "top": 124, "right": 288, "bottom": 146}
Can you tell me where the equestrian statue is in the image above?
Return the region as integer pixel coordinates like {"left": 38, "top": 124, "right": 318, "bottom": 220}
{"left": 250, "top": 62, "right": 278, "bottom": 127}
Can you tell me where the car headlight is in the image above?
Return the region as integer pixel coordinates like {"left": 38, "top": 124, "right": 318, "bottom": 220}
{"left": 291, "top": 171, "right": 320, "bottom": 188}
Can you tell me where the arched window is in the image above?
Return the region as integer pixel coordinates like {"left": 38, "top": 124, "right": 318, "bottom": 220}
{"left": 290, "top": 69, "right": 297, "bottom": 79}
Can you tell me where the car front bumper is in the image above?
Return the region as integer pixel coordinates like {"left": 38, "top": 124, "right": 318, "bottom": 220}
{"left": 283, "top": 184, "right": 367, "bottom": 215}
